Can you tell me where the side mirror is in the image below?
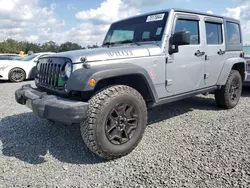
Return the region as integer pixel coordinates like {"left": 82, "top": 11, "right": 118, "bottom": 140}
{"left": 169, "top": 31, "right": 191, "bottom": 55}
{"left": 173, "top": 31, "right": 190, "bottom": 46}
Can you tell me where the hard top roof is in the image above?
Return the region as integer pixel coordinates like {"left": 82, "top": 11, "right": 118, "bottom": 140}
{"left": 113, "top": 8, "right": 240, "bottom": 24}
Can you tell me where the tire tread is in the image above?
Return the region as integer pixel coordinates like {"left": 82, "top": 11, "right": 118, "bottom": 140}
{"left": 80, "top": 85, "right": 147, "bottom": 160}
{"left": 215, "top": 70, "right": 242, "bottom": 109}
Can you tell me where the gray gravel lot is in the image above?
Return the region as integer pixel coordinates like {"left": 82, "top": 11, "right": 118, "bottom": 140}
{"left": 0, "top": 80, "right": 250, "bottom": 187}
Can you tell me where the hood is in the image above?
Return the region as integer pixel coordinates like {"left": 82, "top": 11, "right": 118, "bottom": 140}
{"left": 45, "top": 44, "right": 162, "bottom": 63}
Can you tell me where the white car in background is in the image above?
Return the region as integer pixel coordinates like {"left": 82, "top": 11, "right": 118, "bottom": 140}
{"left": 0, "top": 52, "right": 54, "bottom": 82}
{"left": 0, "top": 54, "right": 24, "bottom": 60}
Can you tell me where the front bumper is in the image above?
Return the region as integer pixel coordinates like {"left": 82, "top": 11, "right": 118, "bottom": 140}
{"left": 15, "top": 85, "right": 89, "bottom": 124}
{"left": 0, "top": 70, "right": 8, "bottom": 80}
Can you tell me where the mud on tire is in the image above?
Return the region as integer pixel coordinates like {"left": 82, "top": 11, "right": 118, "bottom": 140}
{"left": 80, "top": 85, "right": 148, "bottom": 160}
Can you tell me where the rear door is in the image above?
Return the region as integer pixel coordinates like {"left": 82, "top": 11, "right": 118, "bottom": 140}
{"left": 203, "top": 17, "right": 226, "bottom": 86}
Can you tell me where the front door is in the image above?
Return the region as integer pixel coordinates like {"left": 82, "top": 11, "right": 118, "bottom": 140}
{"left": 203, "top": 18, "right": 226, "bottom": 86}
{"left": 166, "top": 14, "right": 205, "bottom": 95}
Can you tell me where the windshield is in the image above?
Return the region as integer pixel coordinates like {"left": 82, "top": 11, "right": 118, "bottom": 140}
{"left": 21, "top": 54, "right": 38, "bottom": 61}
{"left": 243, "top": 46, "right": 250, "bottom": 57}
{"left": 103, "top": 12, "right": 168, "bottom": 45}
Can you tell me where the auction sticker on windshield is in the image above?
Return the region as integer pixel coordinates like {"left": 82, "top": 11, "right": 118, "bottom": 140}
{"left": 146, "top": 14, "right": 165, "bottom": 22}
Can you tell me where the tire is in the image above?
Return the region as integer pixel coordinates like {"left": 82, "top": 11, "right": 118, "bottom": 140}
{"left": 215, "top": 70, "right": 242, "bottom": 109}
{"left": 9, "top": 68, "right": 26, "bottom": 82}
{"left": 80, "top": 85, "right": 147, "bottom": 160}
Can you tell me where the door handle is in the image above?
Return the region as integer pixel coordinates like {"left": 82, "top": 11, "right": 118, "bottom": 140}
{"left": 218, "top": 49, "right": 226, "bottom": 55}
{"left": 195, "top": 50, "right": 205, "bottom": 57}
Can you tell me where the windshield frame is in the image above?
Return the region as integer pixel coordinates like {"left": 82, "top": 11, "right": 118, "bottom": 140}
{"left": 103, "top": 12, "right": 169, "bottom": 46}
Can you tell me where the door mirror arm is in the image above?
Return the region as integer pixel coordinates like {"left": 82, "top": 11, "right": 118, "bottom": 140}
{"left": 168, "top": 36, "right": 179, "bottom": 55}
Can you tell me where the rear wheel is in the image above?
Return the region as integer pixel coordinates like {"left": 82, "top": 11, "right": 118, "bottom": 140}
{"left": 80, "top": 85, "right": 147, "bottom": 160}
{"left": 9, "top": 68, "right": 26, "bottom": 82}
{"left": 215, "top": 70, "right": 242, "bottom": 109}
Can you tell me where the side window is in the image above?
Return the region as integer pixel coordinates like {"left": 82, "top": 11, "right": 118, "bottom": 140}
{"left": 205, "top": 22, "right": 223, "bottom": 45}
{"left": 226, "top": 22, "right": 241, "bottom": 44}
{"left": 175, "top": 19, "right": 200, "bottom": 45}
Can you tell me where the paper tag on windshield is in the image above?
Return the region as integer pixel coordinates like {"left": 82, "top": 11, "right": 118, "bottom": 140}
{"left": 146, "top": 14, "right": 165, "bottom": 22}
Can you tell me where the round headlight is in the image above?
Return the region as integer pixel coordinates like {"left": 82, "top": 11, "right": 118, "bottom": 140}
{"left": 36, "top": 61, "right": 41, "bottom": 71}
{"left": 65, "top": 62, "right": 72, "bottom": 78}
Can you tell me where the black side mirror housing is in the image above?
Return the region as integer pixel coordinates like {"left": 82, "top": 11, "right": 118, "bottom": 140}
{"left": 173, "top": 31, "right": 190, "bottom": 46}
{"left": 169, "top": 31, "right": 191, "bottom": 55}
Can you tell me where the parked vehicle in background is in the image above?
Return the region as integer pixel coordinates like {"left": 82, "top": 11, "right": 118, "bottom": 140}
{"left": 243, "top": 46, "right": 250, "bottom": 85}
{"left": 15, "top": 8, "right": 246, "bottom": 159}
{"left": 0, "top": 52, "right": 54, "bottom": 82}
{"left": 0, "top": 54, "right": 24, "bottom": 60}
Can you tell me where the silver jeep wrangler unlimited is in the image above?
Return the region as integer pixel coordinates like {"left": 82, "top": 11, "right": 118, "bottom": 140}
{"left": 15, "top": 9, "right": 247, "bottom": 159}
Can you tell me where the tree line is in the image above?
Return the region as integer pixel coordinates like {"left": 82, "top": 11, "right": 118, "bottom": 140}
{"left": 0, "top": 39, "right": 99, "bottom": 54}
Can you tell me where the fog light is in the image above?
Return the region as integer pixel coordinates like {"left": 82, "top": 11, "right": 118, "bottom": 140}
{"left": 88, "top": 79, "right": 97, "bottom": 87}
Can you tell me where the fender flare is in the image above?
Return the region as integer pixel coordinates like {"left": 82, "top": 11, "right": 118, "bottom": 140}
{"left": 217, "top": 57, "right": 246, "bottom": 85}
{"left": 66, "top": 63, "right": 159, "bottom": 102}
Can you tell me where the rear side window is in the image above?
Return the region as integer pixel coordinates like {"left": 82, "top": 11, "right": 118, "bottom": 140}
{"left": 205, "top": 22, "right": 223, "bottom": 45}
{"left": 175, "top": 19, "right": 200, "bottom": 45}
{"left": 226, "top": 22, "right": 241, "bottom": 44}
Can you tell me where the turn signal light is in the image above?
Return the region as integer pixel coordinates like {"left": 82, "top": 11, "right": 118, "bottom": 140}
{"left": 88, "top": 79, "right": 97, "bottom": 87}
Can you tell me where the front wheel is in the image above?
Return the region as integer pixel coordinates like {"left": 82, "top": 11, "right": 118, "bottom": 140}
{"left": 215, "top": 70, "right": 242, "bottom": 109}
{"left": 80, "top": 85, "right": 148, "bottom": 160}
{"left": 9, "top": 68, "right": 26, "bottom": 82}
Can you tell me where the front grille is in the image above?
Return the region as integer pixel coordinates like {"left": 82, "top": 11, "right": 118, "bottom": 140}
{"left": 37, "top": 58, "right": 69, "bottom": 92}
{"left": 39, "top": 63, "right": 62, "bottom": 87}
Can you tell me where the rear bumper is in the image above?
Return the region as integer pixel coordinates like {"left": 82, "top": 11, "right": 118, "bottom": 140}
{"left": 15, "top": 85, "right": 89, "bottom": 124}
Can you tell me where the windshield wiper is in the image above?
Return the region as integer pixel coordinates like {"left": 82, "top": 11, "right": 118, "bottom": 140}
{"left": 102, "top": 42, "right": 115, "bottom": 47}
{"left": 103, "top": 40, "right": 141, "bottom": 47}
{"left": 118, "top": 40, "right": 141, "bottom": 46}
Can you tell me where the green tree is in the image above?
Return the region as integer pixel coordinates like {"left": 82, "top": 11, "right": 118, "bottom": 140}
{"left": 41, "top": 41, "right": 59, "bottom": 52}
{"left": 59, "top": 42, "right": 82, "bottom": 52}
{"left": 0, "top": 38, "right": 98, "bottom": 54}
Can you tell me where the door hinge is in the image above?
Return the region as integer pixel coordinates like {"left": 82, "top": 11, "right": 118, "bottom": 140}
{"left": 166, "top": 79, "right": 173, "bottom": 86}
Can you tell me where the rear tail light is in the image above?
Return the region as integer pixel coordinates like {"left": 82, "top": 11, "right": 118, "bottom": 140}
{"left": 240, "top": 52, "right": 245, "bottom": 58}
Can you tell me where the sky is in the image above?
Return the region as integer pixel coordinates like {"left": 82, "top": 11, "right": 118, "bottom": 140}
{"left": 0, "top": 0, "right": 250, "bottom": 46}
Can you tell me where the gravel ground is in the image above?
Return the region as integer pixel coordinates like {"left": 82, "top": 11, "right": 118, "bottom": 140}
{"left": 0, "top": 80, "right": 250, "bottom": 188}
